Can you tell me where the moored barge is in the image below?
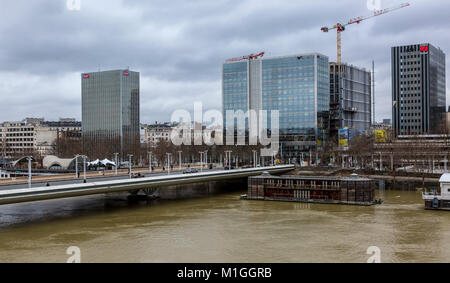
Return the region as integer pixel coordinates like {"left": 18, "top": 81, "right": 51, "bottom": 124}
{"left": 423, "top": 173, "right": 450, "bottom": 211}
{"left": 242, "top": 173, "right": 381, "bottom": 206}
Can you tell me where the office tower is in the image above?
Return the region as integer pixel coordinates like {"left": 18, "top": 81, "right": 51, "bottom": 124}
{"left": 329, "top": 63, "right": 372, "bottom": 139}
{"left": 82, "top": 69, "right": 140, "bottom": 157}
{"left": 392, "top": 43, "right": 446, "bottom": 135}
{"left": 222, "top": 53, "right": 329, "bottom": 160}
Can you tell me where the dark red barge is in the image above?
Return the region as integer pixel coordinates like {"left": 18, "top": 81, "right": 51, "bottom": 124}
{"left": 242, "top": 173, "right": 380, "bottom": 206}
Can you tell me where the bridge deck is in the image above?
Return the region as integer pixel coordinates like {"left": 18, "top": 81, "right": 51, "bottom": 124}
{"left": 0, "top": 166, "right": 294, "bottom": 206}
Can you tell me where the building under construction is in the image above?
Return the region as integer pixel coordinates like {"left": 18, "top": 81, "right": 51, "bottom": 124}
{"left": 329, "top": 63, "right": 372, "bottom": 140}
{"left": 322, "top": 3, "right": 410, "bottom": 141}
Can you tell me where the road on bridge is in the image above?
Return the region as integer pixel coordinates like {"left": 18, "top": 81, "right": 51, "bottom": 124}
{"left": 0, "top": 168, "right": 221, "bottom": 191}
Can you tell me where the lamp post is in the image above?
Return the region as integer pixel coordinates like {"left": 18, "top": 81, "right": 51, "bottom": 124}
{"left": 167, "top": 153, "right": 172, "bottom": 175}
{"left": 272, "top": 152, "right": 277, "bottom": 166}
{"left": 199, "top": 152, "right": 204, "bottom": 172}
{"left": 83, "top": 155, "right": 87, "bottom": 182}
{"left": 230, "top": 151, "right": 233, "bottom": 168}
{"left": 127, "top": 154, "right": 133, "bottom": 179}
{"left": 114, "top": 153, "right": 119, "bottom": 175}
{"left": 224, "top": 151, "right": 232, "bottom": 169}
{"left": 27, "top": 156, "right": 32, "bottom": 188}
{"left": 75, "top": 154, "right": 79, "bottom": 179}
{"left": 178, "top": 151, "right": 182, "bottom": 171}
{"left": 252, "top": 150, "right": 257, "bottom": 168}
{"left": 148, "top": 152, "right": 152, "bottom": 173}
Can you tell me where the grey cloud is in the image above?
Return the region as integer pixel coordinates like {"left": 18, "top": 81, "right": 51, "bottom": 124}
{"left": 0, "top": 0, "right": 449, "bottom": 123}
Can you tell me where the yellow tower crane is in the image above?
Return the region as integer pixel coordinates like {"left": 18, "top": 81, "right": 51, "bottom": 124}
{"left": 321, "top": 3, "right": 410, "bottom": 65}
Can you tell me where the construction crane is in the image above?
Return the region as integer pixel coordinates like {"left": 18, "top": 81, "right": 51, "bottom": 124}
{"left": 321, "top": 2, "right": 410, "bottom": 64}
{"left": 226, "top": 52, "right": 265, "bottom": 63}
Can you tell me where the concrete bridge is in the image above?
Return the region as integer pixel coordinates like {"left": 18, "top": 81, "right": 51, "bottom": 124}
{"left": 0, "top": 165, "right": 295, "bottom": 206}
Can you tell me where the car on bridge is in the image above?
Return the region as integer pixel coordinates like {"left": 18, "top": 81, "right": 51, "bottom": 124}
{"left": 131, "top": 173, "right": 145, "bottom": 178}
{"left": 183, "top": 168, "right": 199, "bottom": 174}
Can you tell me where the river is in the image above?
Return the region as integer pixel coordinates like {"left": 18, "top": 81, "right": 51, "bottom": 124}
{"left": 0, "top": 188, "right": 449, "bottom": 263}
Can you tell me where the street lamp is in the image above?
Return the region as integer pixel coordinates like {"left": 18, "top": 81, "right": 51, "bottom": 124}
{"left": 199, "top": 152, "right": 204, "bottom": 172}
{"left": 114, "top": 153, "right": 119, "bottom": 176}
{"left": 127, "top": 154, "right": 133, "bottom": 179}
{"left": 82, "top": 155, "right": 87, "bottom": 182}
{"left": 178, "top": 151, "right": 182, "bottom": 171}
{"left": 74, "top": 154, "right": 80, "bottom": 179}
{"left": 166, "top": 153, "right": 172, "bottom": 175}
{"left": 252, "top": 150, "right": 257, "bottom": 168}
{"left": 148, "top": 152, "right": 152, "bottom": 173}
{"left": 26, "top": 156, "right": 33, "bottom": 188}
{"left": 224, "top": 151, "right": 232, "bottom": 169}
{"left": 272, "top": 152, "right": 275, "bottom": 166}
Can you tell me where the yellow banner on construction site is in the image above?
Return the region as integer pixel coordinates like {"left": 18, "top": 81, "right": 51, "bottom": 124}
{"left": 374, "top": 130, "right": 387, "bottom": 143}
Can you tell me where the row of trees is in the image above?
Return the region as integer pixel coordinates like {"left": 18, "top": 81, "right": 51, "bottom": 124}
{"left": 149, "top": 139, "right": 265, "bottom": 167}
{"left": 324, "top": 127, "right": 450, "bottom": 177}
{"left": 5, "top": 125, "right": 450, "bottom": 172}
{"left": 52, "top": 132, "right": 266, "bottom": 167}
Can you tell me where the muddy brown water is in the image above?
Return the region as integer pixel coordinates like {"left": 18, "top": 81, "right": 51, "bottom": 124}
{"left": 0, "top": 187, "right": 448, "bottom": 263}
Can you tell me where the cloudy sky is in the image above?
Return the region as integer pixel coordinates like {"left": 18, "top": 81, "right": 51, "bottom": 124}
{"left": 0, "top": 0, "right": 448, "bottom": 124}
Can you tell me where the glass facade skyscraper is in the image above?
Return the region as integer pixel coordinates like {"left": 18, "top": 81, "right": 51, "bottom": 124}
{"left": 82, "top": 69, "right": 140, "bottom": 157}
{"left": 222, "top": 53, "right": 330, "bottom": 160}
{"left": 329, "top": 63, "right": 372, "bottom": 139}
{"left": 392, "top": 43, "right": 446, "bottom": 135}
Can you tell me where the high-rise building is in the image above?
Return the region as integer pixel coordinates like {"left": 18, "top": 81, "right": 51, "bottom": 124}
{"left": 82, "top": 69, "right": 140, "bottom": 157}
{"left": 222, "top": 53, "right": 329, "bottom": 160}
{"left": 329, "top": 63, "right": 372, "bottom": 139}
{"left": 392, "top": 43, "right": 446, "bottom": 135}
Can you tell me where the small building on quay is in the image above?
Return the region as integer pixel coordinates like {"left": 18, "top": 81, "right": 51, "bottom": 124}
{"left": 243, "top": 173, "right": 379, "bottom": 206}
{"left": 423, "top": 173, "right": 450, "bottom": 210}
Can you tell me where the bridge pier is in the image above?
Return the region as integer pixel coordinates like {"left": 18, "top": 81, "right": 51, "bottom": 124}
{"left": 127, "top": 188, "right": 160, "bottom": 201}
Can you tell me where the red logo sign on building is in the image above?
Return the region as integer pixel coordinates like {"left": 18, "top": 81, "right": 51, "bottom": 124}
{"left": 420, "top": 45, "right": 429, "bottom": 53}
{"left": 83, "top": 74, "right": 90, "bottom": 79}
{"left": 123, "top": 71, "right": 129, "bottom": 76}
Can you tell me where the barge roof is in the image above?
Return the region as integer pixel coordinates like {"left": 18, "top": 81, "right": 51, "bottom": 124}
{"left": 251, "top": 174, "right": 374, "bottom": 182}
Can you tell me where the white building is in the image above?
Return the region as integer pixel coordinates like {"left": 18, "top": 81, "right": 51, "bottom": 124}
{"left": 143, "top": 123, "right": 174, "bottom": 148}
{"left": 0, "top": 121, "right": 36, "bottom": 159}
{"left": 0, "top": 118, "right": 81, "bottom": 159}
{"left": 140, "top": 122, "right": 223, "bottom": 148}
